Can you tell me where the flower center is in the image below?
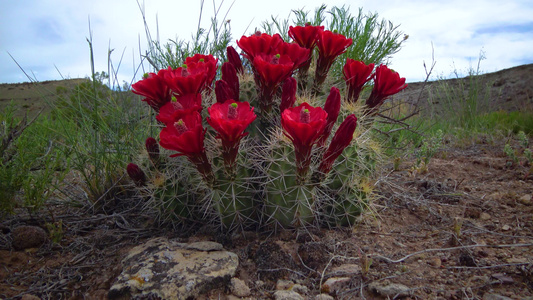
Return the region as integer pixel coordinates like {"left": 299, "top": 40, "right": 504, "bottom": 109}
{"left": 227, "top": 103, "right": 238, "bottom": 120}
{"left": 271, "top": 54, "right": 280, "bottom": 65}
{"left": 300, "top": 108, "right": 310, "bottom": 124}
{"left": 171, "top": 96, "right": 184, "bottom": 110}
{"left": 174, "top": 119, "right": 188, "bottom": 135}
{"left": 181, "top": 65, "right": 189, "bottom": 77}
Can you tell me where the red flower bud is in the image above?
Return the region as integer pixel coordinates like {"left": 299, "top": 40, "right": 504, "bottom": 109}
{"left": 145, "top": 137, "right": 160, "bottom": 166}
{"left": 215, "top": 80, "right": 233, "bottom": 104}
{"left": 221, "top": 62, "right": 240, "bottom": 100}
{"left": 317, "top": 86, "right": 341, "bottom": 146}
{"left": 318, "top": 114, "right": 357, "bottom": 175}
{"left": 280, "top": 77, "right": 297, "bottom": 113}
{"left": 127, "top": 163, "right": 147, "bottom": 187}
{"left": 227, "top": 46, "right": 244, "bottom": 74}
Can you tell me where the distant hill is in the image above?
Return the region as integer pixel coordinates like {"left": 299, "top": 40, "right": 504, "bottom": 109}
{"left": 397, "top": 64, "right": 533, "bottom": 113}
{"left": 0, "top": 78, "right": 89, "bottom": 119}
{"left": 2, "top": 64, "right": 533, "bottom": 120}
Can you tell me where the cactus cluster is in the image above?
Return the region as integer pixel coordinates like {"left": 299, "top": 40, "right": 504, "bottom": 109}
{"left": 128, "top": 25, "right": 407, "bottom": 231}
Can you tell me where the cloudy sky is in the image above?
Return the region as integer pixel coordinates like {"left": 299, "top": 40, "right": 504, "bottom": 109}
{"left": 1, "top": 0, "right": 532, "bottom": 85}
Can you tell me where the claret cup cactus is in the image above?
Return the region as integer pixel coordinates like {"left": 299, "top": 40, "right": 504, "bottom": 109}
{"left": 129, "top": 25, "right": 407, "bottom": 231}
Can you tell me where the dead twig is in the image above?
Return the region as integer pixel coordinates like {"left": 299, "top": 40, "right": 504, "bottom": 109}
{"left": 372, "top": 243, "right": 533, "bottom": 264}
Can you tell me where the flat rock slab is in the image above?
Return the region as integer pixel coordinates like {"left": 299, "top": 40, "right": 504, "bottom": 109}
{"left": 109, "top": 237, "right": 238, "bottom": 300}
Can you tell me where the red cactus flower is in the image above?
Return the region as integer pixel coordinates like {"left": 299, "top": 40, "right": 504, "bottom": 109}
{"left": 317, "top": 86, "right": 341, "bottom": 146}
{"left": 159, "top": 111, "right": 214, "bottom": 184}
{"left": 315, "top": 29, "right": 353, "bottom": 87}
{"left": 343, "top": 59, "right": 375, "bottom": 103}
{"left": 236, "top": 32, "right": 283, "bottom": 61}
{"left": 159, "top": 112, "right": 205, "bottom": 157}
{"left": 281, "top": 102, "right": 328, "bottom": 180}
{"left": 145, "top": 137, "right": 160, "bottom": 166}
{"left": 126, "top": 163, "right": 147, "bottom": 187}
{"left": 156, "top": 94, "right": 202, "bottom": 124}
{"left": 207, "top": 100, "right": 257, "bottom": 170}
{"left": 227, "top": 46, "right": 244, "bottom": 74}
{"left": 276, "top": 41, "right": 311, "bottom": 70}
{"left": 132, "top": 70, "right": 172, "bottom": 112}
{"left": 162, "top": 64, "right": 208, "bottom": 96}
{"left": 253, "top": 53, "right": 295, "bottom": 113}
{"left": 288, "top": 24, "right": 323, "bottom": 82}
{"left": 221, "top": 62, "right": 240, "bottom": 100}
{"left": 288, "top": 24, "right": 324, "bottom": 49}
{"left": 365, "top": 64, "right": 407, "bottom": 113}
{"left": 279, "top": 77, "right": 297, "bottom": 113}
{"left": 185, "top": 54, "right": 218, "bottom": 91}
{"left": 317, "top": 114, "right": 357, "bottom": 176}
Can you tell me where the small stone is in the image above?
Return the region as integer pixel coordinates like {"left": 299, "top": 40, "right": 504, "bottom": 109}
{"left": 480, "top": 212, "right": 491, "bottom": 221}
{"left": 315, "top": 294, "right": 335, "bottom": 300}
{"left": 12, "top": 226, "right": 48, "bottom": 250}
{"left": 519, "top": 194, "right": 532, "bottom": 205}
{"left": 274, "top": 290, "right": 304, "bottom": 300}
{"left": 291, "top": 284, "right": 308, "bottom": 294}
{"left": 501, "top": 225, "right": 511, "bottom": 231}
{"left": 483, "top": 293, "right": 513, "bottom": 300}
{"left": 321, "top": 277, "right": 351, "bottom": 295}
{"left": 368, "top": 282, "right": 411, "bottom": 298}
{"left": 230, "top": 278, "right": 251, "bottom": 297}
{"left": 491, "top": 273, "right": 514, "bottom": 284}
{"left": 276, "top": 279, "right": 295, "bottom": 290}
{"left": 428, "top": 257, "right": 442, "bottom": 268}
{"left": 328, "top": 264, "right": 362, "bottom": 276}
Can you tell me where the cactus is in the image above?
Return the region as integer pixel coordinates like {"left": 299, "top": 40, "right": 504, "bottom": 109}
{"left": 127, "top": 26, "right": 406, "bottom": 232}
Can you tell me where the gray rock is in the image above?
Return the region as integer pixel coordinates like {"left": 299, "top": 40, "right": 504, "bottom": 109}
{"left": 12, "top": 225, "right": 48, "bottom": 250}
{"left": 315, "top": 294, "right": 335, "bottom": 300}
{"left": 230, "top": 277, "right": 251, "bottom": 297}
{"left": 274, "top": 290, "right": 304, "bottom": 300}
{"left": 108, "top": 237, "right": 238, "bottom": 300}
{"left": 368, "top": 282, "right": 411, "bottom": 298}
